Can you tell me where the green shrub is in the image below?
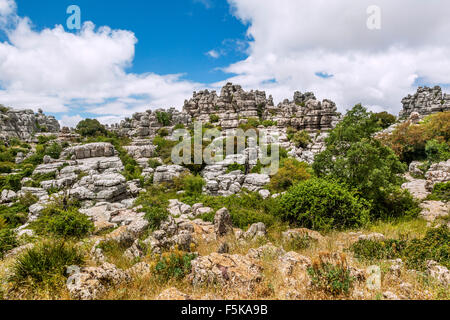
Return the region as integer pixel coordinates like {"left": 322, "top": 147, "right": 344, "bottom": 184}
{"left": 278, "top": 178, "right": 370, "bottom": 231}
{"left": 425, "top": 139, "right": 450, "bottom": 163}
{"left": 153, "top": 136, "right": 177, "bottom": 164}
{"left": 37, "top": 135, "right": 57, "bottom": 144}
{"left": 31, "top": 203, "right": 93, "bottom": 239}
{"left": 157, "top": 128, "right": 169, "bottom": 137}
{"left": 10, "top": 241, "right": 84, "bottom": 285}
{"left": 371, "top": 112, "right": 397, "bottom": 129}
{"left": 44, "top": 142, "right": 62, "bottom": 159}
{"left": 148, "top": 158, "right": 162, "bottom": 169}
{"left": 403, "top": 226, "right": 449, "bottom": 271}
{"left": 268, "top": 158, "right": 311, "bottom": 192}
{"left": 135, "top": 187, "right": 169, "bottom": 230}
{"left": 308, "top": 254, "right": 354, "bottom": 296}
{"left": 350, "top": 239, "right": 407, "bottom": 261}
{"left": 291, "top": 130, "right": 312, "bottom": 148}
{"left": 76, "top": 119, "right": 107, "bottom": 137}
{"left": 156, "top": 111, "right": 172, "bottom": 126}
{"left": 427, "top": 182, "right": 450, "bottom": 202}
{"left": 314, "top": 105, "right": 414, "bottom": 220}
{"left": 226, "top": 163, "right": 246, "bottom": 173}
{"left": 180, "top": 174, "right": 205, "bottom": 196}
{"left": 0, "top": 228, "right": 18, "bottom": 259}
{"left": 0, "top": 162, "right": 14, "bottom": 174}
{"left": 0, "top": 203, "right": 29, "bottom": 228}
{"left": 262, "top": 120, "right": 277, "bottom": 127}
{"left": 209, "top": 114, "right": 220, "bottom": 123}
{"left": 173, "top": 123, "right": 185, "bottom": 130}
{"left": 350, "top": 226, "right": 449, "bottom": 271}
{"left": 153, "top": 249, "right": 197, "bottom": 283}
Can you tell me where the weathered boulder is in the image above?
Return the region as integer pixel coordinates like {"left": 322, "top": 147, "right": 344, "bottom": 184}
{"left": 214, "top": 208, "right": 233, "bottom": 238}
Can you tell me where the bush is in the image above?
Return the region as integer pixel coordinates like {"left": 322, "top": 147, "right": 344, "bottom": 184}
{"left": 209, "top": 114, "right": 220, "bottom": 123}
{"left": 0, "top": 228, "right": 18, "bottom": 259}
{"left": 314, "top": 105, "right": 415, "bottom": 220}
{"left": 76, "top": 119, "right": 107, "bottom": 137}
{"left": 371, "top": 112, "right": 397, "bottom": 129}
{"left": 10, "top": 241, "right": 84, "bottom": 285}
{"left": 268, "top": 158, "right": 311, "bottom": 192}
{"left": 425, "top": 139, "right": 450, "bottom": 163}
{"left": 135, "top": 187, "right": 169, "bottom": 230}
{"left": 350, "top": 239, "right": 407, "bottom": 261}
{"left": 156, "top": 111, "right": 172, "bottom": 126}
{"left": 350, "top": 226, "right": 449, "bottom": 271}
{"left": 153, "top": 249, "right": 197, "bottom": 283}
{"left": 226, "top": 163, "right": 246, "bottom": 173}
{"left": 278, "top": 179, "right": 370, "bottom": 231}
{"left": 44, "top": 142, "right": 62, "bottom": 160}
{"left": 262, "top": 120, "right": 277, "bottom": 127}
{"left": 157, "top": 128, "right": 169, "bottom": 137}
{"left": 153, "top": 136, "right": 177, "bottom": 164}
{"left": 0, "top": 162, "right": 14, "bottom": 174}
{"left": 184, "top": 191, "right": 279, "bottom": 230}
{"left": 427, "top": 182, "right": 450, "bottom": 202}
{"left": 291, "top": 130, "right": 312, "bottom": 148}
{"left": 31, "top": 202, "right": 93, "bottom": 239}
{"left": 180, "top": 174, "right": 205, "bottom": 196}
{"left": 0, "top": 203, "right": 29, "bottom": 228}
{"left": 308, "top": 253, "right": 354, "bottom": 296}
{"left": 403, "top": 226, "right": 449, "bottom": 271}
{"left": 148, "top": 158, "right": 162, "bottom": 169}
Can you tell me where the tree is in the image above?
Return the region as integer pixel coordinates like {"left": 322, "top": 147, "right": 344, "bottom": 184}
{"left": 76, "top": 119, "right": 107, "bottom": 137}
{"left": 313, "top": 105, "right": 418, "bottom": 220}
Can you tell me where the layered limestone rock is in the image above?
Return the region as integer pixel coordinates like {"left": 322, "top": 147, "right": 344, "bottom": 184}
{"left": 0, "top": 108, "right": 60, "bottom": 141}
{"left": 399, "top": 86, "right": 450, "bottom": 119}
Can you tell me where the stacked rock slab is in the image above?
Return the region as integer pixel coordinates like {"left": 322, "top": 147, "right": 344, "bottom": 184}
{"left": 112, "top": 83, "right": 341, "bottom": 137}
{"left": 399, "top": 86, "right": 450, "bottom": 119}
{"left": 0, "top": 108, "right": 60, "bottom": 141}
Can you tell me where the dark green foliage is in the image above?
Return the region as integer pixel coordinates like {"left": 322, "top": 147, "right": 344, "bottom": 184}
{"left": 76, "top": 119, "right": 107, "bottom": 137}
{"left": 226, "top": 163, "right": 246, "bottom": 173}
{"left": 44, "top": 142, "right": 62, "bottom": 159}
{"left": 425, "top": 139, "right": 450, "bottom": 163}
{"left": 10, "top": 241, "right": 84, "bottom": 285}
{"left": 0, "top": 162, "right": 14, "bottom": 173}
{"left": 180, "top": 174, "right": 205, "bottom": 196}
{"left": 184, "top": 191, "right": 279, "bottom": 230}
{"left": 37, "top": 135, "right": 57, "bottom": 145}
{"left": 31, "top": 200, "right": 93, "bottom": 239}
{"left": 350, "top": 226, "right": 449, "bottom": 271}
{"left": 278, "top": 179, "right": 370, "bottom": 231}
{"left": 153, "top": 250, "right": 197, "bottom": 283}
{"left": 313, "top": 105, "right": 419, "bottom": 220}
{"left": 148, "top": 158, "right": 162, "bottom": 169}
{"left": 427, "top": 182, "right": 450, "bottom": 202}
{"left": 291, "top": 130, "right": 312, "bottom": 148}
{"left": 261, "top": 120, "right": 277, "bottom": 127}
{"left": 156, "top": 111, "right": 172, "bottom": 126}
{"left": 403, "top": 226, "right": 449, "bottom": 271}
{"left": 350, "top": 239, "right": 407, "bottom": 261}
{"left": 135, "top": 187, "right": 169, "bottom": 230}
{"left": 153, "top": 136, "right": 177, "bottom": 164}
{"left": 371, "top": 111, "right": 397, "bottom": 129}
{"left": 157, "top": 128, "right": 169, "bottom": 137}
{"left": 0, "top": 202, "right": 31, "bottom": 229}
{"left": 209, "top": 114, "right": 220, "bottom": 123}
{"left": 0, "top": 228, "right": 18, "bottom": 258}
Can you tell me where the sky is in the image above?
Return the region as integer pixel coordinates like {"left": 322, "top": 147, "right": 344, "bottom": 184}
{"left": 0, "top": 0, "right": 450, "bottom": 127}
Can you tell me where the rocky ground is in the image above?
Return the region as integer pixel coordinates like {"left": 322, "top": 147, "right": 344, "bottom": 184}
{"left": 0, "top": 85, "right": 449, "bottom": 300}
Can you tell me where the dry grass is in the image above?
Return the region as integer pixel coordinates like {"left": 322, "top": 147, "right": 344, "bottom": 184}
{"left": 1, "top": 217, "right": 448, "bottom": 300}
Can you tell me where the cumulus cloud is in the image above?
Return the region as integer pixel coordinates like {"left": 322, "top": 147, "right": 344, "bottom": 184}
{"left": 60, "top": 114, "right": 83, "bottom": 128}
{"left": 224, "top": 0, "right": 450, "bottom": 114}
{"left": 0, "top": 0, "right": 201, "bottom": 124}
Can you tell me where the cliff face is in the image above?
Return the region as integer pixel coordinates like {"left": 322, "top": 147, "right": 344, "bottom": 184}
{"left": 400, "top": 86, "right": 450, "bottom": 119}
{"left": 111, "top": 83, "right": 341, "bottom": 138}
{"left": 0, "top": 108, "right": 60, "bottom": 141}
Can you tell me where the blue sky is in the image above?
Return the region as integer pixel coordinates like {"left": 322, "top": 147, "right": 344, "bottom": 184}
{"left": 15, "top": 0, "right": 248, "bottom": 83}
{"left": 1, "top": 0, "right": 450, "bottom": 127}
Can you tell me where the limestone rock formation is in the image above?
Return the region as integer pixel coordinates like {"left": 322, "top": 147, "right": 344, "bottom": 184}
{"left": 399, "top": 86, "right": 450, "bottom": 119}
{"left": 0, "top": 108, "right": 60, "bottom": 141}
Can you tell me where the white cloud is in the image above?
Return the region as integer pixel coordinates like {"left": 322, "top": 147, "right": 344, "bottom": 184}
{"left": 206, "top": 49, "right": 220, "bottom": 59}
{"left": 224, "top": 0, "right": 450, "bottom": 114}
{"left": 0, "top": 0, "right": 202, "bottom": 124}
{"left": 60, "top": 114, "right": 83, "bottom": 128}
